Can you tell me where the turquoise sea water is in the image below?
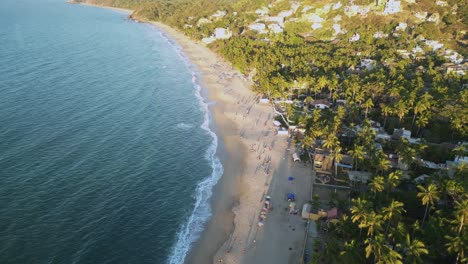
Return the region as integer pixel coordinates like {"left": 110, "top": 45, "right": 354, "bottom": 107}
{"left": 0, "top": 0, "right": 222, "bottom": 263}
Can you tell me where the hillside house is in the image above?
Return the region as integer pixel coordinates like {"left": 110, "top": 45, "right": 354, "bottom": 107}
{"left": 427, "top": 13, "right": 440, "bottom": 23}
{"left": 197, "top": 18, "right": 212, "bottom": 27}
{"left": 348, "top": 171, "right": 371, "bottom": 183}
{"left": 397, "top": 49, "right": 411, "bottom": 59}
{"left": 392, "top": 128, "right": 412, "bottom": 140}
{"left": 349, "top": 33, "right": 360, "bottom": 42}
{"left": 384, "top": 0, "right": 401, "bottom": 14}
{"left": 333, "top": 24, "right": 343, "bottom": 35}
{"left": 303, "top": 13, "right": 324, "bottom": 23}
{"left": 314, "top": 154, "right": 325, "bottom": 168}
{"left": 414, "top": 11, "right": 427, "bottom": 20}
{"left": 312, "top": 23, "right": 323, "bottom": 30}
{"left": 278, "top": 10, "right": 293, "bottom": 18}
{"left": 333, "top": 2, "right": 342, "bottom": 10}
{"left": 248, "top": 23, "right": 267, "bottom": 34}
{"left": 412, "top": 46, "right": 424, "bottom": 54}
{"left": 436, "top": 0, "right": 448, "bottom": 6}
{"left": 311, "top": 99, "right": 331, "bottom": 109}
{"left": 446, "top": 64, "right": 466, "bottom": 76}
{"left": 444, "top": 50, "right": 464, "bottom": 64}
{"left": 344, "top": 5, "right": 360, "bottom": 17}
{"left": 265, "top": 16, "right": 285, "bottom": 24}
{"left": 211, "top": 10, "right": 226, "bottom": 19}
{"left": 268, "top": 23, "right": 284, "bottom": 34}
{"left": 424, "top": 40, "right": 443, "bottom": 51}
{"left": 360, "top": 59, "right": 376, "bottom": 70}
{"left": 214, "top": 28, "right": 232, "bottom": 39}
{"left": 395, "top": 22, "right": 407, "bottom": 31}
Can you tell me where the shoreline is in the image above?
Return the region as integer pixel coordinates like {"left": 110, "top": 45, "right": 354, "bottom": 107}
{"left": 69, "top": 2, "right": 312, "bottom": 264}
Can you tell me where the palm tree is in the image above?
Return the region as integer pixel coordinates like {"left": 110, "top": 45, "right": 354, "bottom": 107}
{"left": 331, "top": 147, "right": 343, "bottom": 177}
{"left": 385, "top": 171, "right": 402, "bottom": 199}
{"left": 412, "top": 93, "right": 432, "bottom": 128}
{"left": 417, "top": 184, "right": 440, "bottom": 227}
{"left": 382, "top": 200, "right": 406, "bottom": 238}
{"left": 340, "top": 240, "right": 364, "bottom": 264}
{"left": 322, "top": 134, "right": 338, "bottom": 150}
{"left": 348, "top": 145, "right": 366, "bottom": 170}
{"left": 380, "top": 103, "right": 393, "bottom": 128}
{"left": 415, "top": 114, "right": 429, "bottom": 136}
{"left": 365, "top": 233, "right": 385, "bottom": 263}
{"left": 360, "top": 211, "right": 383, "bottom": 237}
{"left": 351, "top": 198, "right": 371, "bottom": 237}
{"left": 445, "top": 235, "right": 466, "bottom": 263}
{"left": 395, "top": 100, "right": 409, "bottom": 127}
{"left": 362, "top": 98, "right": 374, "bottom": 119}
{"left": 301, "top": 134, "right": 316, "bottom": 162}
{"left": 399, "top": 234, "right": 428, "bottom": 264}
{"left": 370, "top": 176, "right": 385, "bottom": 196}
{"left": 452, "top": 199, "right": 468, "bottom": 235}
{"left": 374, "top": 152, "right": 390, "bottom": 174}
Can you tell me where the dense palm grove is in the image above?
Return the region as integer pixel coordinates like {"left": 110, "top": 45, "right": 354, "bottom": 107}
{"left": 75, "top": 0, "right": 467, "bottom": 262}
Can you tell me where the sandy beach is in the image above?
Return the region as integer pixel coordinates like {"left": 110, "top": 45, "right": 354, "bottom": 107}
{"left": 151, "top": 22, "right": 313, "bottom": 264}
{"left": 71, "top": 2, "right": 313, "bottom": 263}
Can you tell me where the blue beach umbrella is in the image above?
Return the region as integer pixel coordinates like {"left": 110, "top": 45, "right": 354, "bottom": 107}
{"left": 287, "top": 193, "right": 295, "bottom": 200}
{"left": 288, "top": 176, "right": 294, "bottom": 181}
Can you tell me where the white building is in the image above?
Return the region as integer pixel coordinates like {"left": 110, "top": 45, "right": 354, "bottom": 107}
{"left": 278, "top": 10, "right": 293, "bottom": 18}
{"left": 444, "top": 51, "right": 464, "bottom": 64}
{"left": 302, "top": 6, "right": 313, "bottom": 13}
{"left": 344, "top": 5, "right": 360, "bottom": 17}
{"left": 349, "top": 33, "right": 360, "bottom": 42}
{"left": 312, "top": 22, "right": 323, "bottom": 30}
{"left": 412, "top": 46, "right": 424, "bottom": 54}
{"left": 384, "top": 0, "right": 401, "bottom": 14}
{"left": 211, "top": 10, "right": 226, "bottom": 19}
{"left": 248, "top": 23, "right": 268, "bottom": 34}
{"left": 333, "top": 24, "right": 343, "bottom": 35}
{"left": 265, "top": 16, "right": 285, "bottom": 25}
{"left": 214, "top": 28, "right": 232, "bottom": 39}
{"left": 303, "top": 13, "right": 323, "bottom": 23}
{"left": 427, "top": 13, "right": 440, "bottom": 23}
{"left": 268, "top": 23, "right": 284, "bottom": 34}
{"left": 424, "top": 40, "right": 444, "bottom": 51}
{"left": 446, "top": 65, "right": 466, "bottom": 76}
{"left": 360, "top": 59, "right": 376, "bottom": 70}
{"left": 395, "top": 22, "right": 407, "bottom": 31}
{"left": 197, "top": 18, "right": 212, "bottom": 27}
{"left": 333, "top": 2, "right": 342, "bottom": 10}
{"left": 414, "top": 11, "right": 427, "bottom": 20}
{"left": 436, "top": 0, "right": 448, "bottom": 6}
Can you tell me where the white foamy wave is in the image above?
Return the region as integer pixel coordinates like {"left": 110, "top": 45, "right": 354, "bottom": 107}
{"left": 176, "top": 123, "right": 194, "bottom": 130}
{"left": 155, "top": 30, "right": 224, "bottom": 264}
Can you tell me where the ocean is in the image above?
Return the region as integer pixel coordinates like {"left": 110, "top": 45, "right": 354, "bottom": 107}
{"left": 0, "top": 0, "right": 223, "bottom": 263}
